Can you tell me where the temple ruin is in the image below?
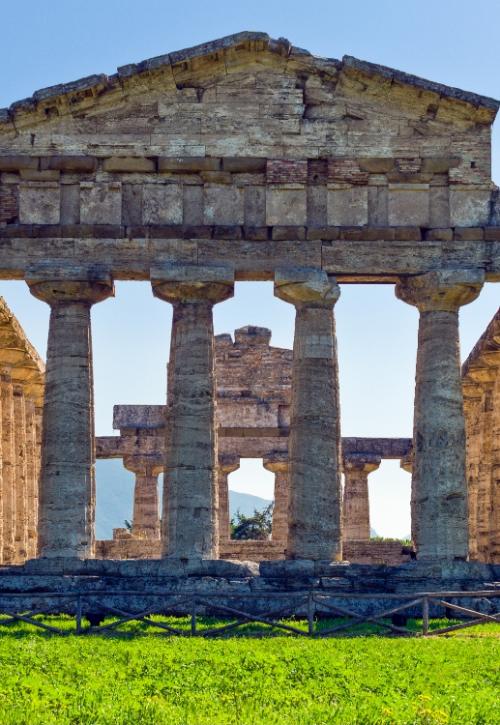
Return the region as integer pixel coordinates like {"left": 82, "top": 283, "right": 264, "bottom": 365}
{"left": 0, "top": 33, "right": 499, "bottom": 605}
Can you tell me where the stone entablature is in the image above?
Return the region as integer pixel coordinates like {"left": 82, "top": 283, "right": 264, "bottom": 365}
{"left": 1, "top": 33, "right": 500, "bottom": 283}
{"left": 0, "top": 297, "right": 44, "bottom": 564}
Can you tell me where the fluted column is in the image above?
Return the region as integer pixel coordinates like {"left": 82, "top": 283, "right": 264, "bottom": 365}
{"left": 396, "top": 269, "right": 483, "bottom": 560}
{"left": 1, "top": 370, "right": 15, "bottom": 564}
{"left": 24, "top": 397, "right": 38, "bottom": 559}
{"left": 263, "top": 458, "right": 289, "bottom": 547}
{"left": 218, "top": 456, "right": 239, "bottom": 546}
{"left": 152, "top": 263, "right": 234, "bottom": 559}
{"left": 274, "top": 268, "right": 342, "bottom": 561}
{"left": 123, "top": 457, "right": 161, "bottom": 539}
{"left": 27, "top": 271, "right": 114, "bottom": 559}
{"left": 13, "top": 385, "right": 28, "bottom": 562}
{"left": 343, "top": 455, "right": 380, "bottom": 542}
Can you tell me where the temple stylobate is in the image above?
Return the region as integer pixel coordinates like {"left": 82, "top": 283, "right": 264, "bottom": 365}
{"left": 0, "top": 32, "right": 499, "bottom": 584}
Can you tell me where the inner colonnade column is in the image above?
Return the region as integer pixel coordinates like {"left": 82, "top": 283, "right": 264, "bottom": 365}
{"left": 27, "top": 269, "right": 114, "bottom": 559}
{"left": 123, "top": 457, "right": 161, "bottom": 539}
{"left": 217, "top": 456, "right": 240, "bottom": 547}
{"left": 396, "top": 269, "right": 484, "bottom": 560}
{"left": 274, "top": 268, "right": 343, "bottom": 561}
{"left": 263, "top": 457, "right": 289, "bottom": 548}
{"left": 151, "top": 263, "right": 234, "bottom": 560}
{"left": 342, "top": 455, "right": 381, "bottom": 542}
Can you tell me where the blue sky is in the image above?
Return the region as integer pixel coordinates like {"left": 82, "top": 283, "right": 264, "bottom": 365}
{"left": 0, "top": 0, "right": 499, "bottom": 536}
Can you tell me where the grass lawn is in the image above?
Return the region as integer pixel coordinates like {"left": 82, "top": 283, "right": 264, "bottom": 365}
{"left": 0, "top": 618, "right": 498, "bottom": 724}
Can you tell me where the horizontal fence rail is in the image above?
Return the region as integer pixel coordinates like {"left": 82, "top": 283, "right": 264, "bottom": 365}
{"left": 0, "top": 590, "right": 498, "bottom": 637}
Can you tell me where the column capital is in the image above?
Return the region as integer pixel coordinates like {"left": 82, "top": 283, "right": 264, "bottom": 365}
{"left": 151, "top": 263, "right": 234, "bottom": 304}
{"left": 218, "top": 454, "right": 240, "bottom": 474}
{"left": 395, "top": 269, "right": 484, "bottom": 312}
{"left": 123, "top": 456, "right": 163, "bottom": 477}
{"left": 343, "top": 454, "right": 381, "bottom": 475}
{"left": 263, "top": 455, "right": 288, "bottom": 473}
{"left": 400, "top": 454, "right": 413, "bottom": 474}
{"left": 26, "top": 265, "right": 114, "bottom": 306}
{"left": 274, "top": 267, "right": 340, "bottom": 308}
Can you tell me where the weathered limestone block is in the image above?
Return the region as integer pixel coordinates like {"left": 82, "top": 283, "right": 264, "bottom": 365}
{"left": 449, "top": 187, "right": 491, "bottom": 226}
{"left": 60, "top": 183, "right": 80, "bottom": 224}
{"left": 27, "top": 268, "right": 114, "bottom": 558}
{"left": 142, "top": 183, "right": 183, "bottom": 225}
{"left": 388, "top": 185, "right": 430, "bottom": 226}
{"left": 274, "top": 267, "right": 342, "bottom": 561}
{"left": 204, "top": 185, "right": 244, "bottom": 225}
{"left": 429, "top": 186, "right": 450, "bottom": 227}
{"left": 19, "top": 182, "right": 60, "bottom": 224}
{"left": 151, "top": 263, "right": 234, "bottom": 559}
{"left": 327, "top": 187, "right": 368, "bottom": 226}
{"left": 396, "top": 269, "right": 484, "bottom": 560}
{"left": 266, "top": 188, "right": 307, "bottom": 226}
{"left": 80, "top": 182, "right": 122, "bottom": 224}
{"left": 343, "top": 455, "right": 380, "bottom": 542}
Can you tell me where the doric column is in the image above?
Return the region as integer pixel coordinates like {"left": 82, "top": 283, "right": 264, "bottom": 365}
{"left": 13, "top": 385, "right": 28, "bottom": 562}
{"left": 343, "top": 454, "right": 380, "bottom": 542}
{"left": 274, "top": 268, "right": 342, "bottom": 561}
{"left": 263, "top": 458, "right": 289, "bottom": 547}
{"left": 24, "top": 397, "right": 38, "bottom": 559}
{"left": 123, "top": 457, "right": 161, "bottom": 539}
{"left": 218, "top": 455, "right": 239, "bottom": 546}
{"left": 1, "top": 370, "right": 15, "bottom": 564}
{"left": 152, "top": 263, "right": 234, "bottom": 559}
{"left": 27, "top": 270, "right": 114, "bottom": 559}
{"left": 396, "top": 269, "right": 484, "bottom": 560}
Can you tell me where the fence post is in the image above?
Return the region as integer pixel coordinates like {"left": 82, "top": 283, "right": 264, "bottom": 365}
{"left": 307, "top": 592, "right": 314, "bottom": 636}
{"left": 190, "top": 597, "right": 197, "bottom": 636}
{"left": 76, "top": 595, "right": 82, "bottom": 635}
{"left": 422, "top": 597, "right": 429, "bottom": 635}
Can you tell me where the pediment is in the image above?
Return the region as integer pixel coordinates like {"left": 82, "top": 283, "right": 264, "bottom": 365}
{"left": 0, "top": 31, "right": 497, "bottom": 158}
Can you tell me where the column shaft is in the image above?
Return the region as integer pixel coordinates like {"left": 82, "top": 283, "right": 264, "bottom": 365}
{"left": 272, "top": 470, "right": 289, "bottom": 547}
{"left": 164, "top": 301, "right": 218, "bottom": 557}
{"left": 40, "top": 303, "right": 94, "bottom": 557}
{"left": 152, "top": 263, "right": 234, "bottom": 560}
{"left": 343, "top": 457, "right": 380, "bottom": 542}
{"left": 131, "top": 469, "right": 160, "bottom": 538}
{"left": 27, "top": 273, "right": 114, "bottom": 559}
{"left": 414, "top": 310, "right": 468, "bottom": 558}
{"left": 24, "top": 398, "right": 38, "bottom": 559}
{"left": 1, "top": 372, "right": 15, "bottom": 563}
{"left": 217, "top": 461, "right": 239, "bottom": 546}
{"left": 275, "top": 269, "right": 342, "bottom": 561}
{"left": 396, "top": 269, "right": 483, "bottom": 560}
{"left": 13, "top": 386, "right": 28, "bottom": 562}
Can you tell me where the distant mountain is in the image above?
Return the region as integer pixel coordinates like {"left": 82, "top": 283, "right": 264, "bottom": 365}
{"left": 95, "top": 459, "right": 272, "bottom": 540}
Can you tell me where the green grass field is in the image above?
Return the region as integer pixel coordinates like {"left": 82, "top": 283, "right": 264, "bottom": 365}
{"left": 0, "top": 618, "right": 498, "bottom": 725}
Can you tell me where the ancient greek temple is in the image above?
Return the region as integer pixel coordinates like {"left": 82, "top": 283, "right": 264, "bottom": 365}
{"left": 0, "top": 33, "right": 499, "bottom": 583}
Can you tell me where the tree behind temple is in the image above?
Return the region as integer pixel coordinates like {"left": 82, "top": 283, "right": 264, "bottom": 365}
{"left": 230, "top": 503, "right": 273, "bottom": 540}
